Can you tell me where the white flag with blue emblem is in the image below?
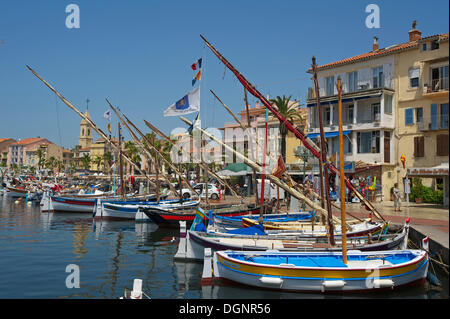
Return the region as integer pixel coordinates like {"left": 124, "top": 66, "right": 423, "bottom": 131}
{"left": 102, "top": 109, "right": 111, "bottom": 120}
{"left": 164, "top": 87, "right": 200, "bottom": 117}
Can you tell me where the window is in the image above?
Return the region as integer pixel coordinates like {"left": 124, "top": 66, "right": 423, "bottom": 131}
{"left": 409, "top": 68, "right": 420, "bottom": 88}
{"left": 415, "top": 107, "right": 423, "bottom": 123}
{"left": 372, "top": 66, "right": 384, "bottom": 88}
{"left": 422, "top": 43, "right": 427, "bottom": 51}
{"left": 431, "top": 40, "right": 439, "bottom": 50}
{"left": 441, "top": 103, "right": 449, "bottom": 129}
{"left": 357, "top": 131, "right": 380, "bottom": 153}
{"left": 405, "top": 108, "right": 414, "bottom": 125}
{"left": 344, "top": 132, "right": 353, "bottom": 154}
{"left": 326, "top": 76, "right": 335, "bottom": 96}
{"left": 348, "top": 71, "right": 358, "bottom": 93}
{"left": 436, "top": 134, "right": 449, "bottom": 156}
{"left": 372, "top": 103, "right": 380, "bottom": 121}
{"left": 431, "top": 65, "right": 449, "bottom": 91}
{"left": 347, "top": 105, "right": 354, "bottom": 123}
{"left": 324, "top": 106, "right": 331, "bottom": 125}
{"left": 384, "top": 94, "right": 393, "bottom": 114}
{"left": 414, "top": 136, "right": 424, "bottom": 157}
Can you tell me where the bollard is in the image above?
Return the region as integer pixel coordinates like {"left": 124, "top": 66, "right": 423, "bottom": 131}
{"left": 201, "top": 248, "right": 213, "bottom": 285}
{"left": 130, "top": 279, "right": 143, "bottom": 299}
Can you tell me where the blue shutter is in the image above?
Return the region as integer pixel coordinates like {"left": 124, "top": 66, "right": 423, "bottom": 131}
{"left": 405, "top": 108, "right": 414, "bottom": 125}
{"left": 431, "top": 104, "right": 437, "bottom": 130}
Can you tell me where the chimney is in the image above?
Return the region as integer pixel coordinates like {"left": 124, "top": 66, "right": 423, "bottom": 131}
{"left": 372, "top": 36, "right": 379, "bottom": 51}
{"left": 255, "top": 100, "right": 260, "bottom": 107}
{"left": 408, "top": 20, "right": 422, "bottom": 42}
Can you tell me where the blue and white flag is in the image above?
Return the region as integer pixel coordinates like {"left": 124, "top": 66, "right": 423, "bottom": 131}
{"left": 164, "top": 87, "right": 200, "bottom": 117}
{"left": 102, "top": 109, "right": 111, "bottom": 120}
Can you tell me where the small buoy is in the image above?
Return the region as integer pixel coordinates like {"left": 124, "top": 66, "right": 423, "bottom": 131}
{"left": 27, "top": 201, "right": 32, "bottom": 206}
{"left": 14, "top": 200, "right": 19, "bottom": 204}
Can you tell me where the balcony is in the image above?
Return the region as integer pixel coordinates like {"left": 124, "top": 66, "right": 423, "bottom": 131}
{"left": 417, "top": 115, "right": 449, "bottom": 131}
{"left": 423, "top": 77, "right": 449, "bottom": 99}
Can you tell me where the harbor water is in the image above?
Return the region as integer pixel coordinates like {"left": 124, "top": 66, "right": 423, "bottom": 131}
{"left": 0, "top": 194, "right": 448, "bottom": 299}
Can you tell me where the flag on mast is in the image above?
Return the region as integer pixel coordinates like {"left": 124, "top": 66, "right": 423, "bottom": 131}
{"left": 164, "top": 87, "right": 200, "bottom": 117}
{"left": 102, "top": 109, "right": 111, "bottom": 120}
{"left": 191, "top": 58, "right": 202, "bottom": 71}
{"left": 192, "top": 70, "right": 202, "bottom": 86}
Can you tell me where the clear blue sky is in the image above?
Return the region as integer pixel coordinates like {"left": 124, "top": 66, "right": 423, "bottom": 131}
{"left": 0, "top": 0, "right": 448, "bottom": 149}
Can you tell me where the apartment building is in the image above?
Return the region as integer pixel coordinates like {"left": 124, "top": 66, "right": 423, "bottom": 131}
{"left": 305, "top": 22, "right": 448, "bottom": 201}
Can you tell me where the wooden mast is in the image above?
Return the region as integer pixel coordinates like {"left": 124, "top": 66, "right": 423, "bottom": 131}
{"left": 312, "top": 56, "right": 335, "bottom": 246}
{"left": 260, "top": 107, "right": 269, "bottom": 217}
{"left": 337, "top": 76, "right": 347, "bottom": 264}
{"left": 244, "top": 88, "right": 260, "bottom": 207}
{"left": 118, "top": 122, "right": 125, "bottom": 200}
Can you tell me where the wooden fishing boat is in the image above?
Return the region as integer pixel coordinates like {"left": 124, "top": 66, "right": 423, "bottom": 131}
{"left": 6, "top": 186, "right": 29, "bottom": 198}
{"left": 213, "top": 211, "right": 315, "bottom": 228}
{"left": 202, "top": 246, "right": 428, "bottom": 292}
{"left": 141, "top": 204, "right": 261, "bottom": 228}
{"left": 94, "top": 198, "right": 199, "bottom": 221}
{"left": 175, "top": 219, "right": 410, "bottom": 261}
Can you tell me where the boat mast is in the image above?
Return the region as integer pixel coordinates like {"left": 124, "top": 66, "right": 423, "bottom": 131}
{"left": 312, "top": 56, "right": 335, "bottom": 246}
{"left": 260, "top": 107, "right": 269, "bottom": 217}
{"left": 337, "top": 76, "right": 347, "bottom": 264}
{"left": 118, "top": 122, "right": 125, "bottom": 200}
{"left": 244, "top": 88, "right": 260, "bottom": 207}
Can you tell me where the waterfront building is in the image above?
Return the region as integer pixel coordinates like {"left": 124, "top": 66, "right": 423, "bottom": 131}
{"left": 305, "top": 22, "right": 448, "bottom": 201}
{"left": 0, "top": 138, "right": 17, "bottom": 166}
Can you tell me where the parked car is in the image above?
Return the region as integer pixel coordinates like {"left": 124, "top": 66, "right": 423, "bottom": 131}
{"left": 193, "top": 183, "right": 220, "bottom": 200}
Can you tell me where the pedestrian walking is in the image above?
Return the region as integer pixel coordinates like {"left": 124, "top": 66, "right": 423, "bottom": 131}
{"left": 393, "top": 182, "right": 402, "bottom": 212}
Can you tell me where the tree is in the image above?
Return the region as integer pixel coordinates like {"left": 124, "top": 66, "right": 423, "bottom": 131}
{"left": 45, "top": 156, "right": 56, "bottom": 174}
{"left": 124, "top": 141, "right": 141, "bottom": 175}
{"left": 93, "top": 155, "right": 103, "bottom": 172}
{"left": 81, "top": 153, "right": 91, "bottom": 171}
{"left": 269, "top": 95, "right": 304, "bottom": 163}
{"left": 103, "top": 152, "right": 113, "bottom": 172}
{"left": 36, "top": 149, "right": 45, "bottom": 170}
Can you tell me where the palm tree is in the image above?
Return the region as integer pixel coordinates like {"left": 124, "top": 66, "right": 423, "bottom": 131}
{"left": 269, "top": 95, "right": 304, "bottom": 163}
{"left": 94, "top": 155, "right": 103, "bottom": 172}
{"left": 36, "top": 149, "right": 45, "bottom": 170}
{"left": 124, "top": 141, "right": 141, "bottom": 175}
{"left": 45, "top": 156, "right": 56, "bottom": 174}
{"left": 103, "top": 152, "right": 113, "bottom": 172}
{"left": 81, "top": 153, "right": 91, "bottom": 171}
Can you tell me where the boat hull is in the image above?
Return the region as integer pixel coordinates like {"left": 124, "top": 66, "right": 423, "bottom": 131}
{"left": 145, "top": 205, "right": 260, "bottom": 227}
{"left": 6, "top": 187, "right": 28, "bottom": 198}
{"left": 51, "top": 196, "right": 95, "bottom": 213}
{"left": 209, "top": 250, "right": 428, "bottom": 293}
{"left": 175, "top": 222, "right": 407, "bottom": 261}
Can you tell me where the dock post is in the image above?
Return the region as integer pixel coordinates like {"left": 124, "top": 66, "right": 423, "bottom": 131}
{"left": 130, "top": 279, "right": 143, "bottom": 299}
{"left": 201, "top": 248, "right": 213, "bottom": 285}
{"left": 174, "top": 221, "right": 187, "bottom": 259}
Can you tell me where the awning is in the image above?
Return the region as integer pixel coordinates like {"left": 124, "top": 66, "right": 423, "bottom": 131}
{"left": 306, "top": 130, "right": 351, "bottom": 139}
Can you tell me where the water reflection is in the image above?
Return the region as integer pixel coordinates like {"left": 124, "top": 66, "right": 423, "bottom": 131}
{"left": 0, "top": 194, "right": 448, "bottom": 299}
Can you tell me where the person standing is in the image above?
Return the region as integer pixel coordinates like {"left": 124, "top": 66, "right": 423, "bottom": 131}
{"left": 393, "top": 183, "right": 402, "bottom": 212}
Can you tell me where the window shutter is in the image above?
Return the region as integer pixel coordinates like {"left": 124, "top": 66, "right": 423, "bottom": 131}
{"left": 405, "top": 108, "right": 414, "bottom": 125}
{"left": 419, "top": 136, "right": 424, "bottom": 157}
{"left": 437, "top": 134, "right": 449, "bottom": 156}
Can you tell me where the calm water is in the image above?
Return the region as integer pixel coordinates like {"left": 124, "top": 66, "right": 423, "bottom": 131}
{"left": 0, "top": 193, "right": 448, "bottom": 299}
